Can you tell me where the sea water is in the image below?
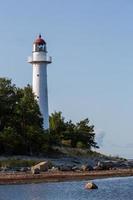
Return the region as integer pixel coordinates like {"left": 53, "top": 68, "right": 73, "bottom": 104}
{"left": 0, "top": 176, "right": 132, "bottom": 200}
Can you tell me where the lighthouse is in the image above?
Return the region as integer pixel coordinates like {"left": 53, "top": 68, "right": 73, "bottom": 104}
{"left": 28, "top": 34, "right": 52, "bottom": 129}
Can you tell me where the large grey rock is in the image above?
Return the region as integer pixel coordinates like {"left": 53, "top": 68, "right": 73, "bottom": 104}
{"left": 93, "top": 165, "right": 104, "bottom": 170}
{"left": 81, "top": 164, "right": 93, "bottom": 171}
{"left": 72, "top": 166, "right": 81, "bottom": 171}
{"left": 31, "top": 161, "right": 52, "bottom": 174}
{"left": 94, "top": 161, "right": 116, "bottom": 170}
{"left": 59, "top": 165, "right": 73, "bottom": 171}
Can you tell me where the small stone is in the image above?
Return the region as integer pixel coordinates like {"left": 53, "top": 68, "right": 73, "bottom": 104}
{"left": 85, "top": 182, "right": 98, "bottom": 189}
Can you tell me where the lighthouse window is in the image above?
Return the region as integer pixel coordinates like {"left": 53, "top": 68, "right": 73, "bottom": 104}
{"left": 37, "top": 96, "right": 39, "bottom": 99}
{"left": 37, "top": 74, "right": 39, "bottom": 77}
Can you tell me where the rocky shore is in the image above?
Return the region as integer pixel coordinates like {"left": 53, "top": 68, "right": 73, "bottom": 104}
{"left": 0, "top": 155, "right": 133, "bottom": 184}
{"left": 0, "top": 155, "right": 133, "bottom": 173}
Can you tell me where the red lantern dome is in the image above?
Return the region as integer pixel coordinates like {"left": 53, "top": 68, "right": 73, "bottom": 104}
{"left": 34, "top": 34, "right": 46, "bottom": 45}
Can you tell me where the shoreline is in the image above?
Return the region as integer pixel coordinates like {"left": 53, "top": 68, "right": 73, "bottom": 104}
{"left": 0, "top": 169, "right": 133, "bottom": 185}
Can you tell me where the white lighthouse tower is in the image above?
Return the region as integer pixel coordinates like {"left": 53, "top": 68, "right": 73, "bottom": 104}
{"left": 28, "top": 34, "right": 52, "bottom": 129}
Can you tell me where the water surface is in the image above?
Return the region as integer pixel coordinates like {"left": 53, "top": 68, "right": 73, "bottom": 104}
{"left": 0, "top": 176, "right": 133, "bottom": 200}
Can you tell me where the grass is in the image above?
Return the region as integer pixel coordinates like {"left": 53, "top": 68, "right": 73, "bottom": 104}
{"left": 0, "top": 159, "right": 37, "bottom": 168}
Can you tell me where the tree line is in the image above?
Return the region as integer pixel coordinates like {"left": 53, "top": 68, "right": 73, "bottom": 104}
{"left": 0, "top": 78, "right": 99, "bottom": 155}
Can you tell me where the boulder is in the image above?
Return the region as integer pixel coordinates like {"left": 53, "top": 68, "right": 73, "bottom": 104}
{"left": 94, "top": 161, "right": 113, "bottom": 170}
{"left": 95, "top": 161, "right": 129, "bottom": 170}
{"left": 20, "top": 167, "right": 29, "bottom": 172}
{"left": 59, "top": 165, "right": 73, "bottom": 171}
{"left": 31, "top": 161, "right": 52, "bottom": 174}
{"left": 81, "top": 164, "right": 93, "bottom": 171}
{"left": 49, "top": 166, "right": 59, "bottom": 172}
{"left": 93, "top": 165, "right": 104, "bottom": 170}
{"left": 85, "top": 182, "right": 98, "bottom": 189}
{"left": 72, "top": 166, "right": 80, "bottom": 171}
{"left": 32, "top": 168, "right": 40, "bottom": 174}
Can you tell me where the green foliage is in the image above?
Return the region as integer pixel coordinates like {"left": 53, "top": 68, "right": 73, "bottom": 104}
{"left": 49, "top": 111, "right": 66, "bottom": 133}
{"left": 0, "top": 78, "right": 17, "bottom": 132}
{"left": 0, "top": 77, "right": 99, "bottom": 156}
{"left": 0, "top": 78, "right": 45, "bottom": 155}
{"left": 49, "top": 112, "right": 99, "bottom": 150}
{"left": 76, "top": 141, "right": 85, "bottom": 148}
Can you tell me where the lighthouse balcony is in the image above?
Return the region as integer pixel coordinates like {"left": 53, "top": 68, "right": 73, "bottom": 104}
{"left": 28, "top": 56, "right": 52, "bottom": 63}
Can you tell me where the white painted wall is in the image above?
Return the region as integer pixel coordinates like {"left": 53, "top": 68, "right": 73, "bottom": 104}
{"left": 32, "top": 62, "right": 49, "bottom": 129}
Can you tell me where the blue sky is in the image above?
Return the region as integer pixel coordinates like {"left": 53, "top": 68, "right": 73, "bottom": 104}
{"left": 0, "top": 0, "right": 133, "bottom": 158}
